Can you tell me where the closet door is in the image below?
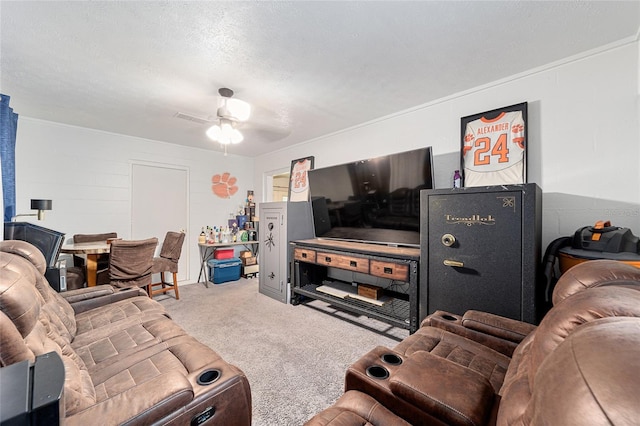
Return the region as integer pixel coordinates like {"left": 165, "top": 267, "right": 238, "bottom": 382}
{"left": 131, "top": 162, "right": 189, "bottom": 281}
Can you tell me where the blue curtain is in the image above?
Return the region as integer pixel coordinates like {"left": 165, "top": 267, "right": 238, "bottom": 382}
{"left": 1, "top": 94, "right": 19, "bottom": 222}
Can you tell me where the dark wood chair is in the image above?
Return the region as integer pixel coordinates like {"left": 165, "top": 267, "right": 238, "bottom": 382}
{"left": 149, "top": 231, "right": 185, "bottom": 299}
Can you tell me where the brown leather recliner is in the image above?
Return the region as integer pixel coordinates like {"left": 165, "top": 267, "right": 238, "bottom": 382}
{"left": 307, "top": 316, "right": 640, "bottom": 426}
{"left": 509, "top": 316, "right": 640, "bottom": 425}
{"left": 305, "top": 260, "right": 640, "bottom": 425}
{"left": 418, "top": 259, "right": 640, "bottom": 357}
{"left": 0, "top": 240, "right": 252, "bottom": 425}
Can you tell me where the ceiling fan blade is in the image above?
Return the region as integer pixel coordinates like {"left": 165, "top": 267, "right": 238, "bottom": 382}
{"left": 240, "top": 125, "right": 291, "bottom": 144}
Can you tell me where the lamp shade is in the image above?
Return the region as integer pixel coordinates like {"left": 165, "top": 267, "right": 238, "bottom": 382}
{"left": 31, "top": 199, "right": 52, "bottom": 210}
{"left": 206, "top": 125, "right": 222, "bottom": 141}
{"left": 206, "top": 122, "right": 244, "bottom": 145}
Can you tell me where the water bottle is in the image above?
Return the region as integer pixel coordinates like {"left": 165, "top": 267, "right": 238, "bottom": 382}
{"left": 453, "top": 170, "right": 462, "bottom": 188}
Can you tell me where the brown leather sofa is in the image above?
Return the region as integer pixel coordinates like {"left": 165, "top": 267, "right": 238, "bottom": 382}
{"left": 0, "top": 240, "right": 251, "bottom": 425}
{"left": 305, "top": 260, "right": 640, "bottom": 425}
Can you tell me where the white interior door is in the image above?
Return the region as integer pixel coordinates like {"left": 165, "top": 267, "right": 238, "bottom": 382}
{"left": 131, "top": 162, "right": 189, "bottom": 281}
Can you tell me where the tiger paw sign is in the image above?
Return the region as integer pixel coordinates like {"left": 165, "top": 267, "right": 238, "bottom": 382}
{"left": 212, "top": 172, "right": 238, "bottom": 198}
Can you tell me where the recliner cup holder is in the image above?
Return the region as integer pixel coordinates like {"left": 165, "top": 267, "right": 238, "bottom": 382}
{"left": 441, "top": 314, "right": 458, "bottom": 321}
{"left": 197, "top": 369, "right": 221, "bottom": 386}
{"left": 365, "top": 365, "right": 389, "bottom": 380}
{"left": 380, "top": 353, "right": 403, "bottom": 366}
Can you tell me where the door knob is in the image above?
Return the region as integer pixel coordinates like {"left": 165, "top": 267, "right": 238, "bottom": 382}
{"left": 443, "top": 259, "right": 464, "bottom": 268}
{"left": 441, "top": 234, "right": 456, "bottom": 247}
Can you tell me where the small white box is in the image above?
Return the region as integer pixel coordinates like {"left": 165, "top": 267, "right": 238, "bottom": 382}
{"left": 242, "top": 264, "right": 259, "bottom": 276}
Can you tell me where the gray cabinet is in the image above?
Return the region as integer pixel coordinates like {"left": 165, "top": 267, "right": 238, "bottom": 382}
{"left": 420, "top": 184, "right": 542, "bottom": 323}
{"left": 259, "top": 202, "right": 314, "bottom": 303}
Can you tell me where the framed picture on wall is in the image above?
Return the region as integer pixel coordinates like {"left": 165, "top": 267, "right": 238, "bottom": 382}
{"left": 288, "top": 156, "right": 315, "bottom": 202}
{"left": 461, "top": 102, "right": 528, "bottom": 187}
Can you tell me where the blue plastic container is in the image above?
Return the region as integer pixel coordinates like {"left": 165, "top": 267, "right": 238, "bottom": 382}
{"left": 207, "top": 258, "right": 242, "bottom": 284}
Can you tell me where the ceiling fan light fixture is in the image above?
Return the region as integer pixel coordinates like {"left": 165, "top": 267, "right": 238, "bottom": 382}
{"left": 207, "top": 87, "right": 249, "bottom": 149}
{"left": 230, "top": 128, "right": 243, "bottom": 144}
{"left": 220, "top": 120, "right": 234, "bottom": 134}
{"left": 206, "top": 124, "right": 222, "bottom": 141}
{"left": 206, "top": 120, "right": 244, "bottom": 145}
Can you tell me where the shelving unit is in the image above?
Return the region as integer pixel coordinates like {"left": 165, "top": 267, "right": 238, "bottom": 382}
{"left": 290, "top": 238, "right": 420, "bottom": 333}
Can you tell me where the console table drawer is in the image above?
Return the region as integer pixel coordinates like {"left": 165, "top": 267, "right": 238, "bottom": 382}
{"left": 294, "top": 248, "right": 316, "bottom": 263}
{"left": 370, "top": 260, "right": 409, "bottom": 281}
{"left": 316, "top": 252, "right": 369, "bottom": 273}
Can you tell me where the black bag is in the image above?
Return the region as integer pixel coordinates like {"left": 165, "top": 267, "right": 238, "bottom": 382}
{"left": 540, "top": 236, "right": 572, "bottom": 313}
{"left": 541, "top": 221, "right": 640, "bottom": 317}
{"left": 572, "top": 220, "right": 639, "bottom": 254}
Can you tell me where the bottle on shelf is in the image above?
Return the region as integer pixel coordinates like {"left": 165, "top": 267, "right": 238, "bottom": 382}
{"left": 198, "top": 227, "right": 206, "bottom": 244}
{"left": 453, "top": 170, "right": 462, "bottom": 188}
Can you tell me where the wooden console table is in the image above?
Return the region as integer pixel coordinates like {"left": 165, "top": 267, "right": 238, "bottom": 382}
{"left": 290, "top": 239, "right": 420, "bottom": 333}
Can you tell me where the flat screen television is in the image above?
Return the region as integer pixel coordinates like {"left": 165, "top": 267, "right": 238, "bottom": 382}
{"left": 4, "top": 222, "right": 65, "bottom": 267}
{"left": 308, "top": 147, "right": 434, "bottom": 248}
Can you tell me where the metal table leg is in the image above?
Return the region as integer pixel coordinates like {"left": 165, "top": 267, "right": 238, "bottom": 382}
{"left": 197, "top": 246, "right": 215, "bottom": 287}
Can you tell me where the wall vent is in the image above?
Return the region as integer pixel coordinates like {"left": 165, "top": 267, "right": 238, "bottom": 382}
{"left": 174, "top": 112, "right": 211, "bottom": 124}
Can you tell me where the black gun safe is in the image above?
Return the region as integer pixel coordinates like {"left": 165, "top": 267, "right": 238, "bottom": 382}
{"left": 420, "top": 184, "right": 542, "bottom": 324}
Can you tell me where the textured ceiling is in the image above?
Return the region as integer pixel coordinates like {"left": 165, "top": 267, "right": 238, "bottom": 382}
{"left": 1, "top": 1, "right": 639, "bottom": 157}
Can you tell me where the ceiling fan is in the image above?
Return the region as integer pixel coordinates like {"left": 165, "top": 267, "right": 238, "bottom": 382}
{"left": 169, "top": 86, "right": 292, "bottom": 154}
{"left": 205, "top": 88, "right": 251, "bottom": 151}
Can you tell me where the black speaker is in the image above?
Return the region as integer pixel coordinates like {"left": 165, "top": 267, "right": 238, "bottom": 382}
{"left": 310, "top": 197, "right": 331, "bottom": 237}
{"left": 0, "top": 351, "right": 64, "bottom": 426}
{"left": 44, "top": 265, "right": 67, "bottom": 292}
{"left": 420, "top": 184, "right": 542, "bottom": 324}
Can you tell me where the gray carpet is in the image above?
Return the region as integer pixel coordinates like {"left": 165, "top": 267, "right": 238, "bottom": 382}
{"left": 158, "top": 278, "right": 409, "bottom": 425}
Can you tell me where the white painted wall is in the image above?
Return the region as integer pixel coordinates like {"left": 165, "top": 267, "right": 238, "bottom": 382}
{"left": 10, "top": 39, "right": 639, "bottom": 280}
{"left": 14, "top": 118, "right": 254, "bottom": 283}
{"left": 254, "top": 41, "right": 640, "bottom": 248}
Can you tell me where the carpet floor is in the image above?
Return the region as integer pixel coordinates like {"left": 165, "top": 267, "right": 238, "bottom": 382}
{"left": 158, "top": 278, "right": 409, "bottom": 425}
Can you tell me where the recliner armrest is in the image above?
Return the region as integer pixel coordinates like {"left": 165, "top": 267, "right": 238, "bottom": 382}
{"left": 61, "top": 285, "right": 116, "bottom": 302}
{"left": 389, "top": 350, "right": 495, "bottom": 426}
{"left": 461, "top": 310, "right": 536, "bottom": 342}
{"left": 422, "top": 310, "right": 535, "bottom": 357}
{"left": 62, "top": 285, "right": 148, "bottom": 314}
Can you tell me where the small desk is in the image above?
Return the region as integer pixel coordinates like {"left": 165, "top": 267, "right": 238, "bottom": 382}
{"left": 60, "top": 242, "right": 110, "bottom": 287}
{"left": 198, "top": 241, "right": 259, "bottom": 287}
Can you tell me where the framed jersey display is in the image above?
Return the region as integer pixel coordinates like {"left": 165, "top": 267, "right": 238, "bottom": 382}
{"left": 461, "top": 102, "right": 527, "bottom": 187}
{"left": 288, "top": 156, "right": 314, "bottom": 202}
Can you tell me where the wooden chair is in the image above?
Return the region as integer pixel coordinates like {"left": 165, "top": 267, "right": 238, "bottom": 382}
{"left": 149, "top": 231, "right": 185, "bottom": 299}
{"left": 108, "top": 238, "right": 158, "bottom": 291}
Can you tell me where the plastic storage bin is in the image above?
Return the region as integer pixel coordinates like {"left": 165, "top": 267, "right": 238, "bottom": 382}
{"left": 207, "top": 258, "right": 242, "bottom": 284}
{"left": 214, "top": 248, "right": 234, "bottom": 259}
